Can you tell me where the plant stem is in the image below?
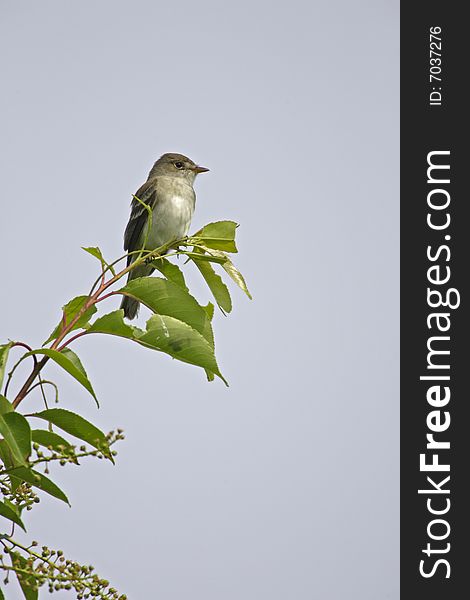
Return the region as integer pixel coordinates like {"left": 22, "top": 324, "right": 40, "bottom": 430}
{"left": 11, "top": 237, "right": 181, "bottom": 409}
{"left": 3, "top": 343, "right": 37, "bottom": 398}
{"left": 12, "top": 356, "right": 48, "bottom": 409}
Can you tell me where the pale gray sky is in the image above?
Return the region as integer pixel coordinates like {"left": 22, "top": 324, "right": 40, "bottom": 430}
{"left": 1, "top": 1, "right": 399, "bottom": 598}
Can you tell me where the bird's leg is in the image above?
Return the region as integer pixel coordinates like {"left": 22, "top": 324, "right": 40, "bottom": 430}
{"left": 167, "top": 240, "right": 186, "bottom": 260}
{"left": 145, "top": 247, "right": 170, "bottom": 264}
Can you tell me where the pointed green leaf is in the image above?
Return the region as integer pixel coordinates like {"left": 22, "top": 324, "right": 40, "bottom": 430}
{"left": 10, "top": 468, "right": 68, "bottom": 504}
{"left": 61, "top": 347, "right": 92, "bottom": 379}
{"left": 202, "top": 249, "right": 252, "bottom": 299}
{"left": 199, "top": 303, "right": 215, "bottom": 360}
{"left": 0, "top": 439, "right": 15, "bottom": 486}
{"left": 220, "top": 256, "right": 252, "bottom": 299}
{"left": 31, "top": 429, "right": 73, "bottom": 452}
{"left": 25, "top": 348, "right": 97, "bottom": 406}
{"left": 139, "top": 315, "right": 226, "bottom": 384}
{"left": 11, "top": 552, "right": 38, "bottom": 600}
{"left": 82, "top": 246, "right": 116, "bottom": 275}
{"left": 0, "top": 412, "right": 31, "bottom": 465}
{"left": 44, "top": 295, "right": 97, "bottom": 345}
{"left": 0, "top": 394, "right": 13, "bottom": 416}
{"left": 0, "top": 440, "right": 22, "bottom": 493}
{"left": 88, "top": 309, "right": 136, "bottom": 338}
{"left": 82, "top": 246, "right": 103, "bottom": 260}
{"left": 8, "top": 467, "right": 69, "bottom": 505}
{"left": 192, "top": 220, "right": 238, "bottom": 252}
{"left": 205, "top": 370, "right": 215, "bottom": 382}
{"left": 191, "top": 257, "right": 232, "bottom": 313}
{"left": 182, "top": 252, "right": 228, "bottom": 264}
{"left": 0, "top": 439, "right": 13, "bottom": 468}
{"left": 0, "top": 342, "right": 13, "bottom": 392}
{"left": 0, "top": 499, "right": 26, "bottom": 531}
{"left": 150, "top": 257, "right": 188, "bottom": 289}
{"left": 0, "top": 585, "right": 5, "bottom": 599}
{"left": 119, "top": 277, "right": 214, "bottom": 347}
{"left": 202, "top": 302, "right": 215, "bottom": 322}
{"left": 31, "top": 408, "right": 109, "bottom": 454}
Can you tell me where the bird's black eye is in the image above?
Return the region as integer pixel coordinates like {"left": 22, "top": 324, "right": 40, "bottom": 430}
{"left": 174, "top": 161, "right": 184, "bottom": 170}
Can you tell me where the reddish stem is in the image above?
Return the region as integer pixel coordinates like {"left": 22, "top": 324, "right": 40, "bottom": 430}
{"left": 3, "top": 342, "right": 38, "bottom": 398}
{"left": 11, "top": 243, "right": 169, "bottom": 409}
{"left": 57, "top": 330, "right": 89, "bottom": 352}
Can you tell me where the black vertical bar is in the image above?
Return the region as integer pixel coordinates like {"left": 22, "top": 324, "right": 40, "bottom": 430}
{"left": 401, "top": 3, "right": 468, "bottom": 599}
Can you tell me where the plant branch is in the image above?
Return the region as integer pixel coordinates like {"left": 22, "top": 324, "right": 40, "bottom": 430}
{"left": 11, "top": 356, "right": 48, "bottom": 409}
{"left": 23, "top": 379, "right": 59, "bottom": 403}
{"left": 3, "top": 343, "right": 37, "bottom": 398}
{"left": 11, "top": 236, "right": 182, "bottom": 409}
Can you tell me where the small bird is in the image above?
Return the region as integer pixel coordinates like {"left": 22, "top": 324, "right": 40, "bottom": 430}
{"left": 121, "top": 152, "right": 209, "bottom": 319}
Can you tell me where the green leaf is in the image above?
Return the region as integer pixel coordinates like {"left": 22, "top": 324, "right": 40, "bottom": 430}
{"left": 220, "top": 256, "right": 252, "bottom": 299}
{"left": 0, "top": 341, "right": 13, "bottom": 392}
{"left": 150, "top": 257, "right": 188, "bottom": 289}
{"left": 8, "top": 467, "right": 69, "bottom": 505}
{"left": 0, "top": 412, "right": 31, "bottom": 466}
{"left": 192, "top": 220, "right": 238, "bottom": 253}
{"left": 82, "top": 246, "right": 116, "bottom": 275}
{"left": 25, "top": 348, "right": 97, "bottom": 406}
{"left": 0, "top": 440, "right": 22, "bottom": 493}
{"left": 0, "top": 439, "right": 13, "bottom": 467}
{"left": 0, "top": 394, "right": 13, "bottom": 415}
{"left": 200, "top": 305, "right": 215, "bottom": 370}
{"left": 119, "top": 277, "right": 214, "bottom": 348}
{"left": 0, "top": 499, "right": 26, "bottom": 531}
{"left": 205, "top": 370, "right": 215, "bottom": 382}
{"left": 202, "top": 302, "right": 215, "bottom": 322}
{"left": 0, "top": 439, "right": 9, "bottom": 464}
{"left": 0, "top": 586, "right": 5, "bottom": 599}
{"left": 139, "top": 315, "right": 227, "bottom": 384}
{"left": 191, "top": 257, "right": 232, "bottom": 313}
{"left": 31, "top": 429, "right": 73, "bottom": 452}
{"left": 44, "top": 295, "right": 97, "bottom": 345}
{"left": 203, "top": 249, "right": 252, "bottom": 299}
{"left": 181, "top": 251, "right": 228, "bottom": 264}
{"left": 87, "top": 310, "right": 136, "bottom": 339}
{"left": 31, "top": 408, "right": 109, "bottom": 454}
{"left": 12, "top": 552, "right": 38, "bottom": 600}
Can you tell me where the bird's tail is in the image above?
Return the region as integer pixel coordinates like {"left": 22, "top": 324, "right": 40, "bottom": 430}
{"left": 120, "top": 262, "right": 154, "bottom": 320}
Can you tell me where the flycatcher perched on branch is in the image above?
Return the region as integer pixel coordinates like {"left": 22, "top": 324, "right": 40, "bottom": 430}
{"left": 121, "top": 153, "right": 209, "bottom": 319}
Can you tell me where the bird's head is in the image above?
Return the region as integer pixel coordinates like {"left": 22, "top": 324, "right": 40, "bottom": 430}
{"left": 148, "top": 153, "right": 209, "bottom": 184}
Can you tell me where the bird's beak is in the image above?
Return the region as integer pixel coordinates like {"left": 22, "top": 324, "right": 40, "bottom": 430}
{"left": 193, "top": 165, "right": 210, "bottom": 174}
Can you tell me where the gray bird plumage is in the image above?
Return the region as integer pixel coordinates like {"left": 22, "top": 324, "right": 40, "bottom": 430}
{"left": 121, "top": 153, "right": 209, "bottom": 319}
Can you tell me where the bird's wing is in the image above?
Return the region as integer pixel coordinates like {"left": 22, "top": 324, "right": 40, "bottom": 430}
{"left": 124, "top": 178, "right": 159, "bottom": 262}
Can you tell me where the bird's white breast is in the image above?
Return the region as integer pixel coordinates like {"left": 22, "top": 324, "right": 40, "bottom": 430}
{"left": 145, "top": 181, "right": 195, "bottom": 249}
